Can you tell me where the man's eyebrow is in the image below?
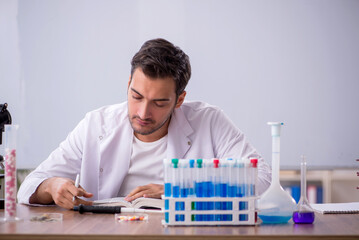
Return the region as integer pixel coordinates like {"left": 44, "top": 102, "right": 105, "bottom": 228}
{"left": 130, "top": 88, "right": 143, "bottom": 97}
{"left": 130, "top": 87, "right": 170, "bottom": 102}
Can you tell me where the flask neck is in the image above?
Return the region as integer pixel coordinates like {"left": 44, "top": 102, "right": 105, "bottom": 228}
{"left": 271, "top": 136, "right": 281, "bottom": 185}
{"left": 300, "top": 159, "right": 308, "bottom": 201}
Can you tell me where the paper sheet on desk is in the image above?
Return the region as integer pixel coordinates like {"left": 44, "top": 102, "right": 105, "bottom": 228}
{"left": 311, "top": 202, "right": 359, "bottom": 214}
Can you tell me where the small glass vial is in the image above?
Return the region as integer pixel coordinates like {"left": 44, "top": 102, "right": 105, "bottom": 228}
{"left": 293, "top": 155, "right": 315, "bottom": 224}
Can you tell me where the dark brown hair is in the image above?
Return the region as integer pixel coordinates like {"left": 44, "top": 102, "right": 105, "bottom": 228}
{"left": 131, "top": 38, "right": 191, "bottom": 97}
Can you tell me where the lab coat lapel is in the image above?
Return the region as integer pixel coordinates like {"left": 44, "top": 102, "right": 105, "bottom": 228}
{"left": 167, "top": 107, "right": 194, "bottom": 159}
{"left": 98, "top": 114, "right": 133, "bottom": 200}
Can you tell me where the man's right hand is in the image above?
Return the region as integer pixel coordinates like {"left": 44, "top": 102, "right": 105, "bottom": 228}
{"left": 29, "top": 177, "right": 93, "bottom": 209}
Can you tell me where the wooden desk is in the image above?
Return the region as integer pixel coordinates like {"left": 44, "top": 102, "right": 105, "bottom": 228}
{"left": 0, "top": 204, "right": 358, "bottom": 240}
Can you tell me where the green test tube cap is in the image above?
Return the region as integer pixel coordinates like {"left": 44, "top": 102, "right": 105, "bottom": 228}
{"left": 171, "top": 158, "right": 179, "bottom": 168}
{"left": 196, "top": 158, "right": 203, "bottom": 168}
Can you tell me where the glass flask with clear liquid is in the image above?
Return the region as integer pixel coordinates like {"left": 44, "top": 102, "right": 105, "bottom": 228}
{"left": 257, "top": 122, "right": 296, "bottom": 224}
{"left": 292, "top": 155, "right": 315, "bottom": 224}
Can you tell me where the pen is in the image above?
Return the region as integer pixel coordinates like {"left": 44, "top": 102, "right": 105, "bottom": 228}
{"left": 73, "top": 204, "right": 163, "bottom": 214}
{"left": 73, "top": 173, "right": 80, "bottom": 201}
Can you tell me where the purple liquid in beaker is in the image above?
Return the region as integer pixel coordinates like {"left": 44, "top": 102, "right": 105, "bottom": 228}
{"left": 293, "top": 211, "right": 315, "bottom": 224}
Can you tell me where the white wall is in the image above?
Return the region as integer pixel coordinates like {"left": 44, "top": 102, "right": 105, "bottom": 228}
{"left": 0, "top": 0, "right": 22, "bottom": 159}
{"left": 1, "top": 0, "right": 359, "bottom": 169}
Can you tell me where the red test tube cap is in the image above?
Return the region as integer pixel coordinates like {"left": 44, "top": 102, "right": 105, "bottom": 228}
{"left": 250, "top": 158, "right": 258, "bottom": 168}
{"left": 213, "top": 158, "right": 219, "bottom": 168}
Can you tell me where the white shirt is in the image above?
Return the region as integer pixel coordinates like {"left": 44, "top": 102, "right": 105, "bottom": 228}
{"left": 18, "top": 101, "right": 271, "bottom": 203}
{"left": 118, "top": 135, "right": 167, "bottom": 196}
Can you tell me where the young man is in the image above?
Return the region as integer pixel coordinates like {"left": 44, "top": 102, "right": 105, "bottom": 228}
{"left": 18, "top": 38, "right": 271, "bottom": 209}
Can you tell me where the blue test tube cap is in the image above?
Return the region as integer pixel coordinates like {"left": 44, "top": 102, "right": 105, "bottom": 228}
{"left": 189, "top": 159, "right": 195, "bottom": 168}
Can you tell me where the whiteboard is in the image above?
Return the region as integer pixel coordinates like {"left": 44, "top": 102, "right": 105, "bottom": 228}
{"left": 1, "top": 0, "right": 358, "bottom": 169}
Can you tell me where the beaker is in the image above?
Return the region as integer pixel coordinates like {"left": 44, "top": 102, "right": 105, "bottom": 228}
{"left": 1, "top": 124, "right": 21, "bottom": 222}
{"left": 257, "top": 122, "right": 296, "bottom": 224}
{"left": 292, "top": 155, "right": 315, "bottom": 224}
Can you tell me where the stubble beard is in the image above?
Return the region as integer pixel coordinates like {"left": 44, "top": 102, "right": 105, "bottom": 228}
{"left": 129, "top": 111, "right": 173, "bottom": 136}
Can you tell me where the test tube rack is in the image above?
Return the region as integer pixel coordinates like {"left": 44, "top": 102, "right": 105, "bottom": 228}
{"left": 163, "top": 158, "right": 259, "bottom": 226}
{"left": 162, "top": 196, "right": 258, "bottom": 226}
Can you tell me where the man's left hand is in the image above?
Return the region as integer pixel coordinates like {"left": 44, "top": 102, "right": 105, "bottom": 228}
{"left": 124, "top": 183, "right": 163, "bottom": 201}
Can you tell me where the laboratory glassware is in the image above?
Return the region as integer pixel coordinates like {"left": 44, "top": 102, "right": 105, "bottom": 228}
{"left": 292, "top": 155, "right": 315, "bottom": 224}
{"left": 1, "top": 124, "right": 21, "bottom": 222}
{"left": 257, "top": 122, "right": 296, "bottom": 224}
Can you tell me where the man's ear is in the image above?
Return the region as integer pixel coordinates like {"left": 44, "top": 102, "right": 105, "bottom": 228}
{"left": 175, "top": 91, "right": 186, "bottom": 108}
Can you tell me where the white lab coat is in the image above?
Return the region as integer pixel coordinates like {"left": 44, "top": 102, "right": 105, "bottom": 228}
{"left": 18, "top": 101, "right": 271, "bottom": 203}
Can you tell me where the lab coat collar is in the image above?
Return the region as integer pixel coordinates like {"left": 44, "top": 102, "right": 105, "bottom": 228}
{"left": 167, "top": 107, "right": 194, "bottom": 159}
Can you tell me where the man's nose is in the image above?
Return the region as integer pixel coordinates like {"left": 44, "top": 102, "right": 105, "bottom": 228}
{"left": 138, "top": 102, "right": 151, "bottom": 119}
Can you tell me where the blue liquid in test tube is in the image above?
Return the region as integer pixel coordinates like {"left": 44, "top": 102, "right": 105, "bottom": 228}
{"left": 195, "top": 159, "right": 204, "bottom": 221}
{"left": 189, "top": 159, "right": 195, "bottom": 196}
{"left": 213, "top": 159, "right": 221, "bottom": 221}
{"left": 172, "top": 159, "right": 181, "bottom": 222}
{"left": 220, "top": 159, "right": 229, "bottom": 221}
{"left": 179, "top": 159, "right": 189, "bottom": 221}
{"left": 163, "top": 159, "right": 172, "bottom": 197}
{"left": 239, "top": 158, "right": 250, "bottom": 221}
{"left": 180, "top": 160, "right": 189, "bottom": 198}
{"left": 203, "top": 159, "right": 214, "bottom": 221}
{"left": 227, "top": 158, "right": 236, "bottom": 216}
{"left": 172, "top": 159, "right": 180, "bottom": 198}
{"left": 244, "top": 158, "right": 251, "bottom": 197}
{"left": 237, "top": 159, "right": 246, "bottom": 212}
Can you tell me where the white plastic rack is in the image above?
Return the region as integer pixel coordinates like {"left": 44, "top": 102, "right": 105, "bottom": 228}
{"left": 162, "top": 196, "right": 258, "bottom": 226}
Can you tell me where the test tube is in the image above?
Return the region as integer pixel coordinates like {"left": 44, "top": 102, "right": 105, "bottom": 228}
{"left": 245, "top": 158, "right": 251, "bottom": 198}
{"left": 204, "top": 159, "right": 214, "bottom": 221}
{"left": 242, "top": 158, "right": 251, "bottom": 217}
{"left": 189, "top": 159, "right": 195, "bottom": 222}
{"left": 227, "top": 158, "right": 236, "bottom": 216}
{"left": 212, "top": 158, "right": 221, "bottom": 221}
{"left": 2, "top": 125, "right": 21, "bottom": 222}
{"left": 236, "top": 159, "right": 244, "bottom": 197}
{"left": 178, "top": 159, "right": 188, "bottom": 221}
{"left": 204, "top": 159, "right": 214, "bottom": 198}
{"left": 250, "top": 158, "right": 258, "bottom": 222}
{"left": 171, "top": 159, "right": 180, "bottom": 198}
{"left": 250, "top": 158, "right": 258, "bottom": 196}
{"left": 213, "top": 159, "right": 221, "bottom": 206}
{"left": 172, "top": 158, "right": 182, "bottom": 222}
{"left": 195, "top": 159, "right": 204, "bottom": 221}
{"left": 220, "top": 159, "right": 229, "bottom": 198}
{"left": 237, "top": 158, "right": 247, "bottom": 212}
{"left": 220, "top": 158, "right": 229, "bottom": 221}
{"left": 163, "top": 159, "right": 172, "bottom": 197}
{"left": 188, "top": 159, "right": 195, "bottom": 197}
{"left": 180, "top": 160, "right": 189, "bottom": 198}
{"left": 163, "top": 159, "right": 171, "bottom": 223}
{"left": 195, "top": 159, "right": 204, "bottom": 198}
{"left": 228, "top": 158, "right": 237, "bottom": 197}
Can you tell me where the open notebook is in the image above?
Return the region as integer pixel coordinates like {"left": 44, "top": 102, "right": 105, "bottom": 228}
{"left": 311, "top": 202, "right": 359, "bottom": 214}
{"left": 93, "top": 197, "right": 163, "bottom": 209}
